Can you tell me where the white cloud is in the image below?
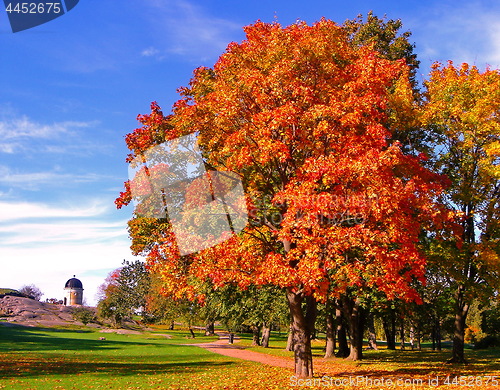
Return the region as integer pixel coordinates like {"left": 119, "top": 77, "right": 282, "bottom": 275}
{"left": 0, "top": 242, "right": 136, "bottom": 306}
{"left": 0, "top": 220, "right": 126, "bottom": 246}
{"left": 0, "top": 199, "right": 137, "bottom": 306}
{"left": 487, "top": 22, "right": 500, "bottom": 66}
{"left": 0, "top": 143, "right": 18, "bottom": 154}
{"left": 0, "top": 166, "right": 114, "bottom": 190}
{"left": 410, "top": 1, "right": 500, "bottom": 71}
{"left": 0, "top": 200, "right": 107, "bottom": 222}
{"left": 141, "top": 47, "right": 161, "bottom": 57}
{"left": 0, "top": 116, "right": 90, "bottom": 140}
{"left": 145, "top": 0, "right": 242, "bottom": 61}
{"left": 0, "top": 116, "right": 98, "bottom": 154}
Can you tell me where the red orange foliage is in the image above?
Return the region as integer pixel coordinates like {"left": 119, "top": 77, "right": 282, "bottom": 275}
{"left": 117, "top": 20, "right": 453, "bottom": 302}
{"left": 116, "top": 20, "right": 458, "bottom": 376}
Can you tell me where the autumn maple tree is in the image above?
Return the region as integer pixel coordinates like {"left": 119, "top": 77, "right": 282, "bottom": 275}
{"left": 117, "top": 19, "right": 453, "bottom": 377}
{"left": 422, "top": 62, "right": 500, "bottom": 363}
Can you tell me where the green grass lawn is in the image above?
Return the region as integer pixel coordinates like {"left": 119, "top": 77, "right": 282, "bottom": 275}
{"left": 1, "top": 324, "right": 499, "bottom": 389}
{"left": 0, "top": 324, "right": 289, "bottom": 390}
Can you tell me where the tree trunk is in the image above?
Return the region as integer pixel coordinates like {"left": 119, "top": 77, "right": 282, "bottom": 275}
{"left": 252, "top": 324, "right": 261, "bottom": 346}
{"left": 205, "top": 321, "right": 214, "bottom": 336}
{"left": 324, "top": 313, "right": 335, "bottom": 358}
{"left": 335, "top": 305, "right": 350, "bottom": 358}
{"left": 286, "top": 324, "right": 294, "bottom": 351}
{"left": 400, "top": 317, "right": 405, "bottom": 350}
{"left": 436, "top": 320, "right": 442, "bottom": 351}
{"left": 305, "top": 295, "right": 318, "bottom": 340}
{"left": 410, "top": 326, "right": 415, "bottom": 350}
{"left": 447, "top": 209, "right": 475, "bottom": 363}
{"left": 286, "top": 288, "right": 313, "bottom": 378}
{"left": 341, "top": 295, "right": 364, "bottom": 361}
{"left": 261, "top": 323, "right": 271, "bottom": 348}
{"left": 416, "top": 326, "right": 421, "bottom": 351}
{"left": 189, "top": 327, "right": 195, "bottom": 338}
{"left": 367, "top": 313, "right": 378, "bottom": 350}
{"left": 382, "top": 309, "right": 396, "bottom": 350}
{"left": 169, "top": 320, "right": 174, "bottom": 330}
{"left": 431, "top": 324, "right": 436, "bottom": 351}
{"left": 431, "top": 319, "right": 442, "bottom": 351}
{"left": 448, "top": 286, "right": 470, "bottom": 363}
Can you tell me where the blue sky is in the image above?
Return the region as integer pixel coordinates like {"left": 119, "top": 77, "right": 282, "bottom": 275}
{"left": 1, "top": 0, "right": 499, "bottom": 306}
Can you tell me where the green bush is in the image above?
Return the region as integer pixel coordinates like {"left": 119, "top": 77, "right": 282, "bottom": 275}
{"left": 474, "top": 335, "right": 500, "bottom": 349}
{"left": 71, "top": 307, "right": 96, "bottom": 325}
{"left": 482, "top": 304, "right": 500, "bottom": 336}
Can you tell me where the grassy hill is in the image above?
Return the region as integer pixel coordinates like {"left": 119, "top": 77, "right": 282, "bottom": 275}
{"left": 0, "top": 288, "right": 24, "bottom": 298}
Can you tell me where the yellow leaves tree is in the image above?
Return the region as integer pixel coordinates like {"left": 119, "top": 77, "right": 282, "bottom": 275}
{"left": 422, "top": 61, "right": 500, "bottom": 363}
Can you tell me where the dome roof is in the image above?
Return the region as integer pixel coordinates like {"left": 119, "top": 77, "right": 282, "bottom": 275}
{"left": 65, "top": 276, "right": 83, "bottom": 289}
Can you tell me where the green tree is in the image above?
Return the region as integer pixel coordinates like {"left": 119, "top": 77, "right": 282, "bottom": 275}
{"left": 481, "top": 299, "right": 500, "bottom": 336}
{"left": 344, "top": 11, "right": 419, "bottom": 88}
{"left": 97, "top": 260, "right": 151, "bottom": 326}
{"left": 116, "top": 259, "right": 150, "bottom": 316}
{"left": 97, "top": 269, "right": 127, "bottom": 326}
{"left": 144, "top": 273, "right": 186, "bottom": 327}
{"left": 199, "top": 284, "right": 288, "bottom": 346}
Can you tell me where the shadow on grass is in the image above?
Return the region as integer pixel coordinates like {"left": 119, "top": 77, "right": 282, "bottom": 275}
{"left": 359, "top": 348, "right": 500, "bottom": 366}
{"left": 0, "top": 324, "right": 159, "bottom": 353}
{"left": 319, "top": 348, "right": 500, "bottom": 379}
{"left": 0, "top": 324, "right": 241, "bottom": 380}
{"left": 0, "top": 358, "right": 236, "bottom": 379}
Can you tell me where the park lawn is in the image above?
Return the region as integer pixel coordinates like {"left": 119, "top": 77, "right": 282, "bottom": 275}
{"left": 1, "top": 325, "right": 499, "bottom": 390}
{"left": 238, "top": 332, "right": 500, "bottom": 389}
{"left": 0, "top": 324, "right": 290, "bottom": 390}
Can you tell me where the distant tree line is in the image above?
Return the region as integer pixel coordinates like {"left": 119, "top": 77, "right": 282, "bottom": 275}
{"left": 97, "top": 259, "right": 500, "bottom": 352}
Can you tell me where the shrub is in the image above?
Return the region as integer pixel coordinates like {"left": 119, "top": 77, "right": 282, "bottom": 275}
{"left": 474, "top": 335, "right": 500, "bottom": 349}
{"left": 72, "top": 307, "right": 96, "bottom": 325}
{"left": 19, "top": 284, "right": 43, "bottom": 301}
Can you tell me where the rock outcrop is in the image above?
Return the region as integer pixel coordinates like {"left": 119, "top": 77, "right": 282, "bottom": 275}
{"left": 0, "top": 295, "right": 83, "bottom": 327}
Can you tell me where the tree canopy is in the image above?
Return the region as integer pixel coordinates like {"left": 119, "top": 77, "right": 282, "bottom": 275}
{"left": 116, "top": 18, "right": 461, "bottom": 377}
{"left": 422, "top": 61, "right": 500, "bottom": 362}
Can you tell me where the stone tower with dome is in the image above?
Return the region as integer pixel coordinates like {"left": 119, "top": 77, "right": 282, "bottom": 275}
{"left": 64, "top": 276, "right": 84, "bottom": 306}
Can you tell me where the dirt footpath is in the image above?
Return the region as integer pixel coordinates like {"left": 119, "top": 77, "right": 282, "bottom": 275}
{"left": 191, "top": 335, "right": 295, "bottom": 370}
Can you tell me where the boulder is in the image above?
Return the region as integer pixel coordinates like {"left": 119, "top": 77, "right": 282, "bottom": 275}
{"left": 0, "top": 296, "right": 96, "bottom": 328}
